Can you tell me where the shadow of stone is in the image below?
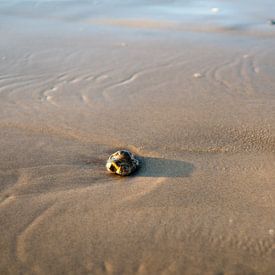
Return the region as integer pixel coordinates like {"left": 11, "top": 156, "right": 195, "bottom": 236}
{"left": 135, "top": 157, "right": 194, "bottom": 177}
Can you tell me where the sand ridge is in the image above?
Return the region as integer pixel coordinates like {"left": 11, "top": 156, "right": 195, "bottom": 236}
{"left": 0, "top": 0, "right": 275, "bottom": 274}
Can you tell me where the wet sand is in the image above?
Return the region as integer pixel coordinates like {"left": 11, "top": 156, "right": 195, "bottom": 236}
{"left": 0, "top": 1, "right": 275, "bottom": 274}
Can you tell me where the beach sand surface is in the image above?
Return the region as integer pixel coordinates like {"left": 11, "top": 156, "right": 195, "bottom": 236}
{"left": 0, "top": 1, "right": 275, "bottom": 274}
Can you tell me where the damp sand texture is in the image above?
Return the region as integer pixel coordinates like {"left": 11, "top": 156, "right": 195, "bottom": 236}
{"left": 0, "top": 1, "right": 275, "bottom": 274}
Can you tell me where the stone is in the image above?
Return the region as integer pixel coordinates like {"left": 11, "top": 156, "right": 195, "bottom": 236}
{"left": 106, "top": 150, "right": 139, "bottom": 176}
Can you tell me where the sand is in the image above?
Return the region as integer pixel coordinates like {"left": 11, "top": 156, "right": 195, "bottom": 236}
{"left": 0, "top": 0, "right": 275, "bottom": 274}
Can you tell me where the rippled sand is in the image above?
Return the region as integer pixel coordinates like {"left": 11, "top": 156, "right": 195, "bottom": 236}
{"left": 0, "top": 1, "right": 275, "bottom": 274}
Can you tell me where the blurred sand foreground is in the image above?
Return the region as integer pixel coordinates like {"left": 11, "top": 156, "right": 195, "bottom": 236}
{"left": 0, "top": 1, "right": 274, "bottom": 274}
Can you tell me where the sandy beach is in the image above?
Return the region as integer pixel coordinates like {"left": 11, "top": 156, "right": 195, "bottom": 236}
{"left": 0, "top": 1, "right": 275, "bottom": 274}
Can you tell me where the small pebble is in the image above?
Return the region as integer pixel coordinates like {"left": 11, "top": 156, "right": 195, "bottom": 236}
{"left": 211, "top": 8, "right": 219, "bottom": 13}
{"left": 193, "top": 73, "right": 202, "bottom": 78}
{"left": 106, "top": 150, "right": 139, "bottom": 176}
{"left": 254, "top": 67, "right": 260, "bottom": 73}
{"left": 268, "top": 229, "right": 274, "bottom": 235}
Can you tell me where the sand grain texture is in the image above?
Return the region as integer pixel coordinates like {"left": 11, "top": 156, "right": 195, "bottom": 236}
{"left": 0, "top": 0, "right": 275, "bottom": 274}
